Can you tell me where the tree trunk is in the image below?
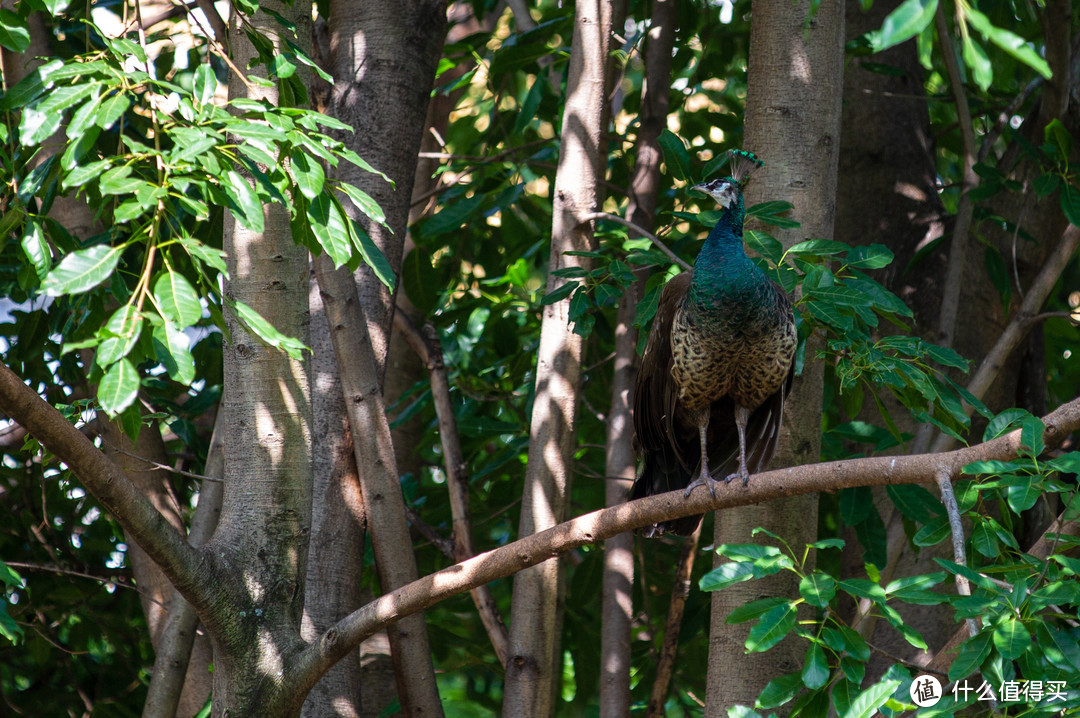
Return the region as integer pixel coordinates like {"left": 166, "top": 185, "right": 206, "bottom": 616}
{"left": 599, "top": 0, "right": 675, "bottom": 713}
{"left": 503, "top": 1, "right": 612, "bottom": 715}
{"left": 204, "top": 3, "right": 315, "bottom": 714}
{"left": 706, "top": 0, "right": 844, "bottom": 711}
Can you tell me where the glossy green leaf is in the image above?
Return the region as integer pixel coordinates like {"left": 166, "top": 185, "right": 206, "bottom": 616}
{"left": 306, "top": 193, "right": 352, "bottom": 266}
{"left": 746, "top": 602, "right": 796, "bottom": 652}
{"left": 725, "top": 597, "right": 790, "bottom": 624}
{"left": 20, "top": 220, "right": 51, "bottom": 280}
{"left": 230, "top": 300, "right": 307, "bottom": 360}
{"left": 42, "top": 244, "right": 123, "bottom": 296}
{"left": 152, "top": 320, "right": 195, "bottom": 385}
{"left": 194, "top": 63, "right": 217, "bottom": 105}
{"left": 802, "top": 644, "right": 830, "bottom": 689}
{"left": 866, "top": 0, "right": 937, "bottom": 52}
{"left": 96, "top": 93, "right": 131, "bottom": 130}
{"left": 799, "top": 572, "right": 837, "bottom": 607}
{"left": 98, "top": 358, "right": 140, "bottom": 415}
{"left": 96, "top": 305, "right": 143, "bottom": 367}
{"left": 0, "top": 9, "right": 29, "bottom": 52}
{"left": 659, "top": 128, "right": 693, "bottom": 182}
{"left": 1045, "top": 118, "right": 1072, "bottom": 159}
{"left": 962, "top": 35, "right": 992, "bottom": 92}
{"left": 224, "top": 169, "right": 265, "bottom": 233}
{"left": 963, "top": 7, "right": 1052, "bottom": 79}
{"left": 18, "top": 106, "right": 62, "bottom": 146}
{"left": 337, "top": 183, "right": 387, "bottom": 225}
{"left": 755, "top": 671, "right": 802, "bottom": 710}
{"left": 699, "top": 561, "right": 757, "bottom": 592}
{"left": 841, "top": 678, "right": 901, "bottom": 718}
{"left": 154, "top": 271, "right": 203, "bottom": 327}
{"left": 63, "top": 159, "right": 113, "bottom": 189}
{"left": 290, "top": 150, "right": 325, "bottom": 200}
{"left": 992, "top": 618, "right": 1031, "bottom": 661}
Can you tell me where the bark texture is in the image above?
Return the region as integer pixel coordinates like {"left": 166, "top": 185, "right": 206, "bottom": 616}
{"left": 325, "top": 0, "right": 448, "bottom": 379}
{"left": 503, "top": 1, "right": 613, "bottom": 715}
{"left": 204, "top": 3, "right": 315, "bottom": 714}
{"left": 313, "top": 255, "right": 444, "bottom": 717}
{"left": 706, "top": 0, "right": 843, "bottom": 711}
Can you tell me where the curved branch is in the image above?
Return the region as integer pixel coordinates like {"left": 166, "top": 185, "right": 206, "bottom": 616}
{"left": 0, "top": 362, "right": 208, "bottom": 609}
{"left": 579, "top": 211, "right": 693, "bottom": 271}
{"left": 290, "top": 396, "right": 1080, "bottom": 695}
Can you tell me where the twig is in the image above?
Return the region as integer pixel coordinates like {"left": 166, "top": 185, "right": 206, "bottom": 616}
{"left": 96, "top": 437, "right": 222, "bottom": 483}
{"left": 646, "top": 522, "right": 701, "bottom": 718}
{"left": 579, "top": 211, "right": 692, "bottom": 271}
{"left": 393, "top": 311, "right": 510, "bottom": 667}
{"left": 935, "top": 469, "right": 977, "bottom": 638}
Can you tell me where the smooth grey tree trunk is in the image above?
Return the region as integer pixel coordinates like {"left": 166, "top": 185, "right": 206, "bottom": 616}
{"left": 503, "top": 1, "right": 613, "bottom": 715}
{"left": 705, "top": 0, "right": 843, "bottom": 711}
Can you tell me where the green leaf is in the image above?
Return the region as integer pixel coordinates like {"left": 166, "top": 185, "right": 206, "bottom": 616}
{"left": 96, "top": 93, "right": 131, "bottom": 130}
{"left": 844, "top": 244, "right": 894, "bottom": 269}
{"left": 96, "top": 305, "right": 143, "bottom": 367}
{"left": 1005, "top": 477, "right": 1040, "bottom": 513}
{"left": 539, "top": 280, "right": 578, "bottom": 307}
{"left": 963, "top": 7, "right": 1052, "bottom": 79}
{"left": 755, "top": 671, "right": 802, "bottom": 710}
{"left": 725, "top": 597, "right": 790, "bottom": 624}
{"left": 866, "top": 0, "right": 937, "bottom": 52}
{"left": 0, "top": 58, "right": 62, "bottom": 111}
{"left": 802, "top": 644, "right": 830, "bottom": 689}
{"left": 337, "top": 183, "right": 387, "bottom": 226}
{"left": 1045, "top": 118, "right": 1072, "bottom": 160}
{"left": 153, "top": 271, "right": 203, "bottom": 327}
{"left": 886, "top": 484, "right": 940, "bottom": 523}
{"left": 699, "top": 561, "right": 757, "bottom": 592}
{"left": 841, "top": 678, "right": 902, "bottom": 718}
{"left": 290, "top": 150, "right": 325, "bottom": 200}
{"left": 787, "top": 238, "right": 849, "bottom": 256}
{"left": 838, "top": 578, "right": 886, "bottom": 603}
{"left": 1019, "top": 414, "right": 1044, "bottom": 456}
{"left": 799, "top": 572, "right": 837, "bottom": 607}
{"left": 63, "top": 158, "right": 113, "bottom": 189}
{"left": 152, "top": 320, "right": 195, "bottom": 385}
{"left": 950, "top": 630, "right": 989, "bottom": 682}
{"left": 98, "top": 359, "right": 140, "bottom": 415}
{"left": 305, "top": 193, "right": 352, "bottom": 266}
{"left": 224, "top": 169, "right": 265, "bottom": 233}
{"left": 745, "top": 230, "right": 784, "bottom": 264}
{"left": 912, "top": 515, "right": 951, "bottom": 547}
{"left": 0, "top": 8, "right": 29, "bottom": 52}
{"left": 1060, "top": 183, "right": 1080, "bottom": 226}
{"left": 21, "top": 220, "right": 51, "bottom": 280}
{"left": 961, "top": 35, "right": 992, "bottom": 92}
{"left": 746, "top": 603, "right": 796, "bottom": 653}
{"left": 19, "top": 106, "right": 61, "bottom": 146}
{"left": 401, "top": 247, "right": 440, "bottom": 316}
{"left": 229, "top": 299, "right": 308, "bottom": 360}
{"left": 347, "top": 218, "right": 396, "bottom": 290}
{"left": 42, "top": 244, "right": 123, "bottom": 296}
{"left": 194, "top": 63, "right": 217, "bottom": 105}
{"left": 659, "top": 128, "right": 693, "bottom": 182}
{"left": 992, "top": 618, "right": 1030, "bottom": 661}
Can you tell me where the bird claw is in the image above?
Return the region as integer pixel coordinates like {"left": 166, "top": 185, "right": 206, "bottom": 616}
{"left": 684, "top": 473, "right": 719, "bottom": 499}
{"left": 723, "top": 469, "right": 751, "bottom": 486}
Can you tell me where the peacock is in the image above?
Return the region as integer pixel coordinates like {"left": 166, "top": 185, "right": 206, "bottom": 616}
{"left": 631, "top": 150, "right": 797, "bottom": 536}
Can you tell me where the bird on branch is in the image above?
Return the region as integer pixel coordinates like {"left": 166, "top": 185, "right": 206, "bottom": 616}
{"left": 631, "top": 150, "right": 797, "bottom": 536}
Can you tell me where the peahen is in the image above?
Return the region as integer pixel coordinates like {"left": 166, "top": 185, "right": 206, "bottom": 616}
{"left": 631, "top": 150, "right": 797, "bottom": 536}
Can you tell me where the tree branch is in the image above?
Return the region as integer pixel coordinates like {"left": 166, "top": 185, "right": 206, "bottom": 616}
{"left": 292, "top": 396, "right": 1080, "bottom": 694}
{"left": 579, "top": 211, "right": 693, "bottom": 272}
{"left": 394, "top": 311, "right": 510, "bottom": 666}
{"left": 0, "top": 362, "right": 207, "bottom": 609}
{"left": 932, "top": 223, "right": 1080, "bottom": 453}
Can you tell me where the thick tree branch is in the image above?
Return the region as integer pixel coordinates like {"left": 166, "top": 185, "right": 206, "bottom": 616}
{"left": 292, "top": 397, "right": 1080, "bottom": 693}
{"left": 931, "top": 223, "right": 1080, "bottom": 453}
{"left": 0, "top": 362, "right": 207, "bottom": 609}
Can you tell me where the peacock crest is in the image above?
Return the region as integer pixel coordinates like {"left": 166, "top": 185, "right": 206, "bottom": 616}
{"left": 727, "top": 149, "right": 763, "bottom": 187}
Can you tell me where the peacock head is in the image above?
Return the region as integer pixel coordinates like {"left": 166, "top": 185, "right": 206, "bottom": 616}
{"left": 691, "top": 150, "right": 763, "bottom": 210}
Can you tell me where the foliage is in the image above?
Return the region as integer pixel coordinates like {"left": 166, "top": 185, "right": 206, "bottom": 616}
{"left": 701, "top": 423, "right": 1080, "bottom": 716}
{"left": 0, "top": 0, "right": 1078, "bottom": 715}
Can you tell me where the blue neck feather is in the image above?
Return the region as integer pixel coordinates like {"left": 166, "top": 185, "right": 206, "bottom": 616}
{"left": 689, "top": 191, "right": 761, "bottom": 304}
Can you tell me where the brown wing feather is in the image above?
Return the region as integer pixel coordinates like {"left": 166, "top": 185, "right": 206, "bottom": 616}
{"left": 633, "top": 271, "right": 690, "bottom": 459}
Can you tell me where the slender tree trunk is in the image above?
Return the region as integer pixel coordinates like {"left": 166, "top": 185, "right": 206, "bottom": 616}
{"left": 503, "top": 1, "right": 612, "bottom": 715}
{"left": 324, "top": 0, "right": 448, "bottom": 379}
{"left": 706, "top": 0, "right": 843, "bottom": 711}
{"left": 599, "top": 1, "right": 676, "bottom": 713}
{"left": 300, "top": 278, "right": 367, "bottom": 718}
{"left": 203, "top": 3, "right": 315, "bottom": 714}
{"left": 313, "top": 256, "right": 444, "bottom": 717}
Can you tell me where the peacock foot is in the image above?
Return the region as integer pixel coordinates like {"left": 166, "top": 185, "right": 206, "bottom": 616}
{"left": 723, "top": 467, "right": 751, "bottom": 486}
{"left": 684, "top": 471, "right": 720, "bottom": 499}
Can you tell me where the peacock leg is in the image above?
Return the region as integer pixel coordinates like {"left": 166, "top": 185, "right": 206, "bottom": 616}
{"left": 724, "top": 404, "right": 751, "bottom": 485}
{"left": 684, "top": 415, "right": 720, "bottom": 498}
